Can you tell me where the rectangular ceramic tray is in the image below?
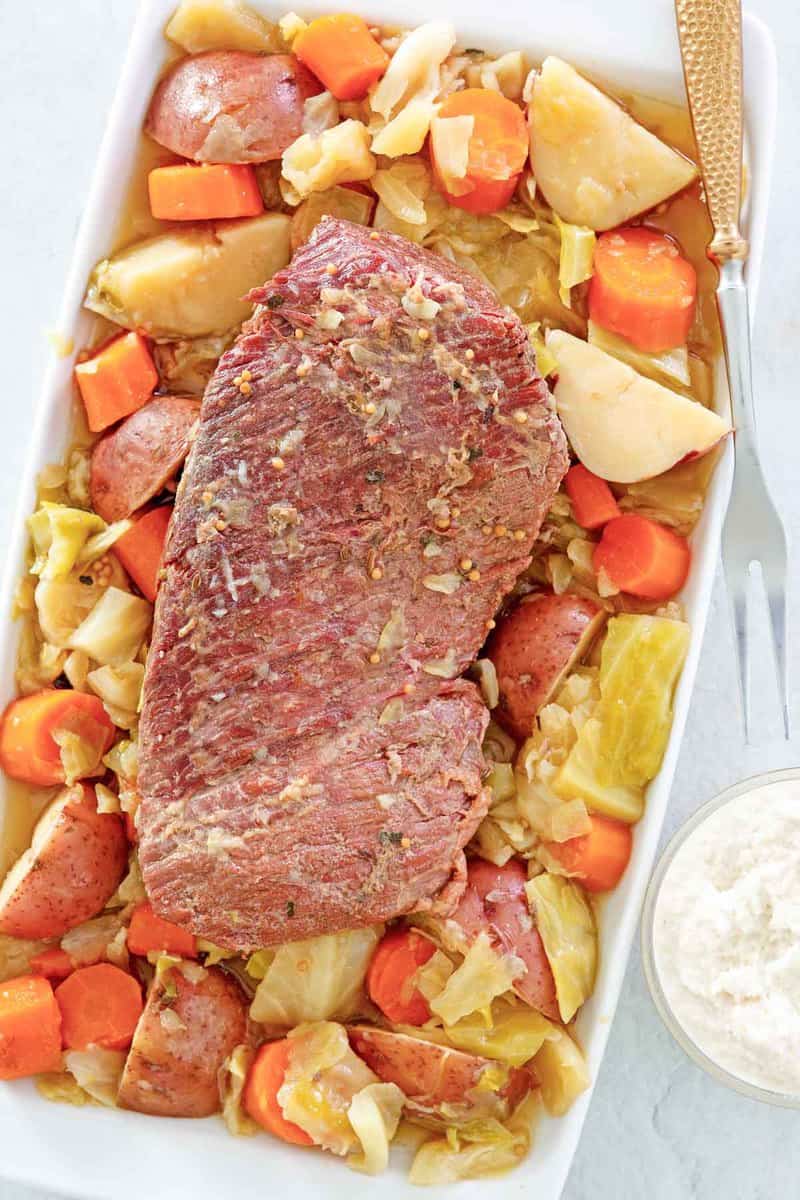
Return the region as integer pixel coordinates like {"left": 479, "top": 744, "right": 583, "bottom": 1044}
{"left": 0, "top": 2, "right": 776, "bottom": 1198}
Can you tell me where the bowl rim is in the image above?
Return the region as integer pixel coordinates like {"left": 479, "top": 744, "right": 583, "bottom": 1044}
{"left": 640, "top": 766, "right": 800, "bottom": 1110}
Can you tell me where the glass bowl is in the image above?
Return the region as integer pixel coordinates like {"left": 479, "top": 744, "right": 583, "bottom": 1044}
{"left": 640, "top": 767, "right": 800, "bottom": 1109}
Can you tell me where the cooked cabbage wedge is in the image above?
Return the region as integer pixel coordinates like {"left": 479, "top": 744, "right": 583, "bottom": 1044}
{"left": 413, "top": 948, "right": 454, "bottom": 1003}
{"left": 61, "top": 913, "right": 125, "bottom": 966}
{"left": 153, "top": 333, "right": 234, "bottom": 395}
{"left": 36, "top": 1072, "right": 91, "bottom": 1107}
{"left": 527, "top": 322, "right": 559, "bottom": 379}
{"left": 279, "top": 1021, "right": 381, "bottom": 1155}
{"left": 486, "top": 762, "right": 515, "bottom": 805}
{"left": 220, "top": 1044, "right": 259, "bottom": 1136}
{"left": 53, "top": 727, "right": 107, "bottom": 787}
{"left": 36, "top": 576, "right": 111, "bottom": 648}
{"left": 525, "top": 875, "right": 597, "bottom": 1023}
{"left": 553, "top": 716, "right": 645, "bottom": 823}
{"left": 597, "top": 615, "right": 691, "bottom": 787}
{"left": 249, "top": 927, "right": 381, "bottom": 1026}
{"left": 347, "top": 1082, "right": 405, "bottom": 1175}
{"left": 619, "top": 450, "right": 720, "bottom": 536}
{"left": 291, "top": 185, "right": 374, "bottom": 249}
{"left": 68, "top": 587, "right": 152, "bottom": 666}
{"left": 87, "top": 662, "right": 145, "bottom": 729}
{"left": 64, "top": 1048, "right": 125, "bottom": 1107}
{"left": 555, "top": 615, "right": 690, "bottom": 816}
{"left": 444, "top": 999, "right": 557, "bottom": 1067}
{"left": 0, "top": 933, "right": 51, "bottom": 983}
{"left": 588, "top": 321, "right": 691, "bottom": 390}
{"left": 85, "top": 215, "right": 291, "bottom": 339}
{"left": 165, "top": 0, "right": 281, "bottom": 52}
{"left": 429, "top": 932, "right": 523, "bottom": 1026}
{"left": 282, "top": 120, "right": 375, "bottom": 200}
{"left": 409, "top": 1091, "right": 541, "bottom": 1184}
{"left": 28, "top": 503, "right": 105, "bottom": 580}
{"left": 532, "top": 1025, "right": 590, "bottom": 1116}
{"left": 555, "top": 216, "right": 596, "bottom": 304}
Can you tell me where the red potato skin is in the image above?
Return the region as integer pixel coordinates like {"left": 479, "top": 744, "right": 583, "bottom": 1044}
{"left": 0, "top": 785, "right": 128, "bottom": 940}
{"left": 348, "top": 1026, "right": 532, "bottom": 1124}
{"left": 145, "top": 52, "right": 322, "bottom": 164}
{"left": 451, "top": 857, "right": 560, "bottom": 1020}
{"left": 117, "top": 964, "right": 248, "bottom": 1117}
{"left": 90, "top": 395, "right": 200, "bottom": 523}
{"left": 487, "top": 592, "right": 606, "bottom": 740}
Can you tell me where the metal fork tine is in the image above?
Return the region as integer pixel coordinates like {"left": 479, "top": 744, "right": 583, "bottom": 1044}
{"left": 764, "top": 562, "right": 791, "bottom": 739}
{"left": 723, "top": 555, "right": 751, "bottom": 744}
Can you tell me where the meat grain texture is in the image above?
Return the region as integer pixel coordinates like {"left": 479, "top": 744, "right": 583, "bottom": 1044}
{"left": 138, "top": 218, "right": 568, "bottom": 950}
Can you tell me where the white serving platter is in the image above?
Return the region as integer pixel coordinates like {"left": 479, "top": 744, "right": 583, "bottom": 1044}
{"left": 0, "top": 2, "right": 776, "bottom": 1198}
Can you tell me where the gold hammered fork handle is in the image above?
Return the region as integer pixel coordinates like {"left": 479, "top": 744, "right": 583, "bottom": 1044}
{"left": 674, "top": 0, "right": 747, "bottom": 262}
{"left": 675, "top": 0, "right": 791, "bottom": 740}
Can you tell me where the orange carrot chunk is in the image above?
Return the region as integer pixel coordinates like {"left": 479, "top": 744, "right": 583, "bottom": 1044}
{"left": 0, "top": 975, "right": 63, "bottom": 1079}
{"left": 367, "top": 927, "right": 436, "bottom": 1025}
{"left": 148, "top": 163, "right": 264, "bottom": 221}
{"left": 589, "top": 227, "right": 697, "bottom": 353}
{"left": 565, "top": 464, "right": 621, "bottom": 531}
{"left": 75, "top": 332, "right": 159, "bottom": 434}
{"left": 30, "top": 948, "right": 75, "bottom": 982}
{"left": 432, "top": 89, "right": 529, "bottom": 215}
{"left": 113, "top": 505, "right": 172, "bottom": 603}
{"left": 294, "top": 14, "right": 389, "bottom": 101}
{"left": 0, "top": 689, "right": 116, "bottom": 787}
{"left": 543, "top": 815, "right": 633, "bottom": 893}
{"left": 244, "top": 1039, "right": 315, "bottom": 1146}
{"left": 55, "top": 963, "right": 143, "bottom": 1051}
{"left": 127, "top": 902, "right": 198, "bottom": 960}
{"left": 593, "top": 514, "right": 691, "bottom": 601}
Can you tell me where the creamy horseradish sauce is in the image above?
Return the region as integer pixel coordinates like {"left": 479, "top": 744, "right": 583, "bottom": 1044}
{"left": 653, "top": 780, "right": 800, "bottom": 1096}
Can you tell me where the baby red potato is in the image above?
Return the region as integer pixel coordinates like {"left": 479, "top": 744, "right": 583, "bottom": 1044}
{"left": 487, "top": 592, "right": 606, "bottom": 739}
{"left": 117, "top": 963, "right": 248, "bottom": 1117}
{"left": 348, "top": 1026, "right": 533, "bottom": 1125}
{"left": 0, "top": 785, "right": 128, "bottom": 940}
{"left": 451, "top": 857, "right": 560, "bottom": 1019}
{"left": 89, "top": 394, "right": 200, "bottom": 523}
{"left": 145, "top": 51, "right": 321, "bottom": 163}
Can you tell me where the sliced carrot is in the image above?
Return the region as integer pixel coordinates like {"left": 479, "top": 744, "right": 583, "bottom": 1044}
{"left": 75, "top": 332, "right": 159, "bottom": 434}
{"left": 244, "top": 1039, "right": 314, "bottom": 1146}
{"left": 294, "top": 14, "right": 389, "bottom": 101}
{"left": 0, "top": 974, "right": 62, "bottom": 1079}
{"left": 30, "top": 948, "right": 75, "bottom": 981}
{"left": 113, "top": 505, "right": 172, "bottom": 603}
{"left": 543, "top": 815, "right": 633, "bottom": 893}
{"left": 593, "top": 514, "right": 691, "bottom": 601}
{"left": 367, "top": 926, "right": 436, "bottom": 1025}
{"left": 432, "top": 89, "right": 529, "bottom": 215}
{"left": 0, "top": 689, "right": 116, "bottom": 787}
{"left": 55, "top": 963, "right": 142, "bottom": 1051}
{"left": 148, "top": 163, "right": 263, "bottom": 221}
{"left": 127, "top": 902, "right": 198, "bottom": 960}
{"left": 589, "top": 227, "right": 697, "bottom": 353}
{"left": 565, "top": 464, "right": 621, "bottom": 531}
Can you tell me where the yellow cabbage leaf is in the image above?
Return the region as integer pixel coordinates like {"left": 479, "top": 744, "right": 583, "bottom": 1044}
{"left": 525, "top": 875, "right": 597, "bottom": 1023}
{"left": 429, "top": 932, "right": 523, "bottom": 1026}
{"left": 250, "top": 927, "right": 381, "bottom": 1026}
{"left": 444, "top": 998, "right": 558, "bottom": 1067}
{"left": 532, "top": 1025, "right": 590, "bottom": 1116}
{"left": 347, "top": 1082, "right": 405, "bottom": 1174}
{"left": 28, "top": 503, "right": 105, "bottom": 580}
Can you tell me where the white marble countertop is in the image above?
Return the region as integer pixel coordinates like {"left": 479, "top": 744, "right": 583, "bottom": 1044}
{"left": 0, "top": 2, "right": 798, "bottom": 1197}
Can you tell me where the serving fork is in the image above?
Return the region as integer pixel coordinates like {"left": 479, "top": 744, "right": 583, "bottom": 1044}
{"left": 675, "top": 0, "right": 790, "bottom": 741}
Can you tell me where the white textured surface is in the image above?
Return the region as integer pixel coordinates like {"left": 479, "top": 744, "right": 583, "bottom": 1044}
{"left": 0, "top": 2, "right": 798, "bottom": 1198}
